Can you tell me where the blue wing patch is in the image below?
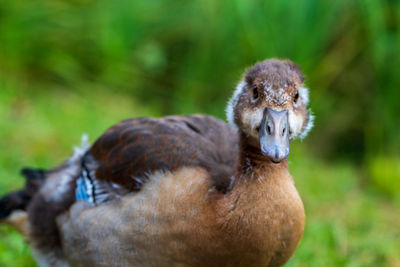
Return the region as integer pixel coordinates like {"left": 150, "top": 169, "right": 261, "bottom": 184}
{"left": 75, "top": 176, "right": 90, "bottom": 203}
{"left": 75, "top": 168, "right": 111, "bottom": 205}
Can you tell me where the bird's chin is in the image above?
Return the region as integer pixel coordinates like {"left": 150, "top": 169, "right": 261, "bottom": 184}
{"left": 261, "top": 151, "right": 283, "bottom": 163}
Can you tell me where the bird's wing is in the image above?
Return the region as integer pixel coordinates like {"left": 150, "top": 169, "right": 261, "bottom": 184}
{"left": 82, "top": 115, "right": 238, "bottom": 199}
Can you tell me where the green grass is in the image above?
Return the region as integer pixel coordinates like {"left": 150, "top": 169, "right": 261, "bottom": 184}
{"left": 1, "top": 87, "right": 399, "bottom": 266}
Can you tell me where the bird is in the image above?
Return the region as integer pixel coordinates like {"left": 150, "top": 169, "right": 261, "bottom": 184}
{"left": 0, "top": 59, "right": 314, "bottom": 267}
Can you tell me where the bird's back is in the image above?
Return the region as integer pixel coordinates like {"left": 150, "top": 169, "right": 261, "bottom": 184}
{"left": 87, "top": 114, "right": 238, "bottom": 193}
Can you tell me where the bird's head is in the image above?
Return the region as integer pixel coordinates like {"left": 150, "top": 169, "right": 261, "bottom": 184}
{"left": 226, "top": 59, "right": 314, "bottom": 163}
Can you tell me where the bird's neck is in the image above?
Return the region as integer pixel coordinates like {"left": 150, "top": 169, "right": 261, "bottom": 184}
{"left": 235, "top": 132, "right": 289, "bottom": 184}
{"left": 222, "top": 132, "right": 295, "bottom": 213}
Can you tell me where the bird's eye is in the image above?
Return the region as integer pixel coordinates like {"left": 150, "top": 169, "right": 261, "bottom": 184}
{"left": 253, "top": 85, "right": 259, "bottom": 99}
{"left": 294, "top": 91, "right": 299, "bottom": 103}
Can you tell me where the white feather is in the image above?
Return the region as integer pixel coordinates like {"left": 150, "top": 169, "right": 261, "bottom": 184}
{"left": 299, "top": 87, "right": 309, "bottom": 105}
{"left": 68, "top": 134, "right": 90, "bottom": 164}
{"left": 42, "top": 135, "right": 90, "bottom": 203}
{"left": 288, "top": 109, "right": 304, "bottom": 139}
{"left": 240, "top": 107, "right": 264, "bottom": 139}
{"left": 299, "top": 109, "right": 314, "bottom": 140}
{"left": 226, "top": 81, "right": 246, "bottom": 128}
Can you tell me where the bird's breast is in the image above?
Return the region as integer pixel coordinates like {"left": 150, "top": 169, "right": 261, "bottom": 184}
{"left": 59, "top": 167, "right": 304, "bottom": 267}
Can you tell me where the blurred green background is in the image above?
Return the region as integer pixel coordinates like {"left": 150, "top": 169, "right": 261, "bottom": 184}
{"left": 0, "top": 0, "right": 399, "bottom": 266}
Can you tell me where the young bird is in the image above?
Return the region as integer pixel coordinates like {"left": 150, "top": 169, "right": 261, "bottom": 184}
{"left": 0, "top": 59, "right": 313, "bottom": 267}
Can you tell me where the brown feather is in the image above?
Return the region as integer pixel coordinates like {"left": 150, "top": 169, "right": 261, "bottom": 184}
{"left": 88, "top": 115, "right": 238, "bottom": 192}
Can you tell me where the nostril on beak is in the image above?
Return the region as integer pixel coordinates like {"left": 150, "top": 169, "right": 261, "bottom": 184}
{"left": 282, "top": 127, "right": 286, "bottom": 136}
{"left": 267, "top": 125, "right": 272, "bottom": 135}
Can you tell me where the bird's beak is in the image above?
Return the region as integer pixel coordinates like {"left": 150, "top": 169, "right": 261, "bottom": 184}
{"left": 258, "top": 108, "right": 290, "bottom": 163}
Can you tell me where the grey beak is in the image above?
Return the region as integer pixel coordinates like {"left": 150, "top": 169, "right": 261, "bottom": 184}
{"left": 259, "top": 108, "right": 290, "bottom": 163}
